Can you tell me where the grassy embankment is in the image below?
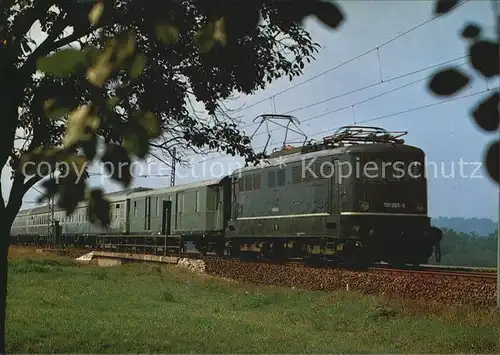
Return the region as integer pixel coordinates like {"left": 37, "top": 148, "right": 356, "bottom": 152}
{"left": 5, "top": 246, "right": 500, "bottom": 353}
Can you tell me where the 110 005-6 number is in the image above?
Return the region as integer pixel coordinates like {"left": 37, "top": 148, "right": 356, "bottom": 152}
{"left": 384, "top": 202, "right": 405, "bottom": 208}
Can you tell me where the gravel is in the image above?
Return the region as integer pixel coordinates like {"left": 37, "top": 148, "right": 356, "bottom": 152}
{"left": 202, "top": 257, "right": 497, "bottom": 307}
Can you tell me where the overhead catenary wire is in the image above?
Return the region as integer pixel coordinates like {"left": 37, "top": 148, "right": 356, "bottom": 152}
{"left": 21, "top": 0, "right": 476, "bottom": 192}
{"left": 24, "top": 52, "right": 472, "bottom": 188}
{"left": 19, "top": 0, "right": 477, "bottom": 200}
{"left": 232, "top": 0, "right": 470, "bottom": 113}
{"left": 25, "top": 59, "right": 488, "bottom": 187}
{"left": 24, "top": 85, "right": 494, "bottom": 207}
{"left": 181, "top": 86, "right": 498, "bottom": 166}
{"left": 167, "top": 57, "right": 472, "bottom": 165}
{"left": 81, "top": 85, "right": 497, "bottom": 179}
{"left": 126, "top": 54, "right": 470, "bottom": 171}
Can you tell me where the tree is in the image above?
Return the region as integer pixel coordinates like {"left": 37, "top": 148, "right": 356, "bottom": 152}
{"left": 428, "top": 0, "right": 499, "bottom": 185}
{"left": 0, "top": 0, "right": 346, "bottom": 352}
{"left": 0, "top": 0, "right": 496, "bottom": 352}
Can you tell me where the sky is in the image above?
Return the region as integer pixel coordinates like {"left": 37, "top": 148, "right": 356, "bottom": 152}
{"left": 2, "top": 0, "right": 499, "bottom": 221}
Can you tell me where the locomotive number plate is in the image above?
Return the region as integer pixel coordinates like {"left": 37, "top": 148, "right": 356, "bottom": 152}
{"left": 384, "top": 202, "right": 406, "bottom": 208}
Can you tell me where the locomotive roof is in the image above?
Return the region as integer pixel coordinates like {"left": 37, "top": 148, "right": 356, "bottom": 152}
{"left": 232, "top": 143, "right": 425, "bottom": 175}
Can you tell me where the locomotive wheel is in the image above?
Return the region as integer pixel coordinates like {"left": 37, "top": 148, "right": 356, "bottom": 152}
{"left": 260, "top": 242, "right": 271, "bottom": 258}
{"left": 214, "top": 242, "right": 225, "bottom": 257}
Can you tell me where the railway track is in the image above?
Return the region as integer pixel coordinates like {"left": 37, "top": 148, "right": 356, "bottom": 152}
{"left": 368, "top": 266, "right": 497, "bottom": 281}
{"left": 13, "top": 244, "right": 497, "bottom": 281}
{"left": 195, "top": 254, "right": 497, "bottom": 281}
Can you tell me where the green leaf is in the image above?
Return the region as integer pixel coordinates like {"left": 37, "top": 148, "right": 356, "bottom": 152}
{"left": 88, "top": 189, "right": 110, "bottom": 227}
{"left": 484, "top": 140, "right": 499, "bottom": 184}
{"left": 47, "top": 106, "right": 70, "bottom": 120}
{"left": 87, "top": 61, "right": 112, "bottom": 87}
{"left": 57, "top": 173, "right": 86, "bottom": 215}
{"left": 63, "top": 105, "right": 100, "bottom": 147}
{"left": 212, "top": 18, "right": 226, "bottom": 45}
{"left": 434, "top": 0, "right": 459, "bottom": 14}
{"left": 101, "top": 143, "right": 132, "bottom": 187}
{"left": 64, "top": 154, "right": 89, "bottom": 178}
{"left": 82, "top": 136, "right": 97, "bottom": 161}
{"left": 130, "top": 54, "right": 146, "bottom": 78}
{"left": 470, "top": 40, "right": 499, "bottom": 78}
{"left": 37, "top": 178, "right": 58, "bottom": 204}
{"left": 36, "top": 49, "right": 86, "bottom": 77}
{"left": 472, "top": 92, "right": 499, "bottom": 132}
{"left": 428, "top": 67, "right": 470, "bottom": 96}
{"left": 138, "top": 111, "right": 161, "bottom": 138}
{"left": 155, "top": 23, "right": 179, "bottom": 45}
{"left": 43, "top": 99, "right": 70, "bottom": 120}
{"left": 123, "top": 127, "right": 150, "bottom": 159}
{"left": 312, "top": 0, "right": 345, "bottom": 29}
{"left": 106, "top": 96, "right": 120, "bottom": 110}
{"left": 88, "top": 2, "right": 104, "bottom": 25}
{"left": 461, "top": 23, "right": 481, "bottom": 39}
{"left": 194, "top": 22, "right": 217, "bottom": 53}
{"left": 82, "top": 45, "right": 102, "bottom": 65}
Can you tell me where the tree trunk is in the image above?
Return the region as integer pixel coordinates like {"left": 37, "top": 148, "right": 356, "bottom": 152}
{"left": 0, "top": 220, "right": 10, "bottom": 355}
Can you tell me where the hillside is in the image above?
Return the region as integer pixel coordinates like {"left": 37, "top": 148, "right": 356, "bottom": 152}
{"left": 427, "top": 228, "right": 497, "bottom": 268}
{"left": 431, "top": 217, "right": 498, "bottom": 236}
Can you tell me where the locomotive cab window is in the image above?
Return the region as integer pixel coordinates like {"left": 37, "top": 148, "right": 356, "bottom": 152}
{"left": 356, "top": 156, "right": 425, "bottom": 181}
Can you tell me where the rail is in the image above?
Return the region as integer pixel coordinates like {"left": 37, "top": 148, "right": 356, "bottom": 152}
{"left": 368, "top": 266, "right": 496, "bottom": 281}
{"left": 12, "top": 243, "right": 497, "bottom": 282}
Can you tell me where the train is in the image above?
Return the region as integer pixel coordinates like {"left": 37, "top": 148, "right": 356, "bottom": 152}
{"left": 10, "top": 125, "right": 443, "bottom": 266}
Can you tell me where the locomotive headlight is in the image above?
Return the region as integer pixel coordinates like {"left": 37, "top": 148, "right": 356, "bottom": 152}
{"left": 359, "top": 201, "right": 369, "bottom": 211}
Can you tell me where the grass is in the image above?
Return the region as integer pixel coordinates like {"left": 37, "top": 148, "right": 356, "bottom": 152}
{"left": 5, "top": 252, "right": 500, "bottom": 353}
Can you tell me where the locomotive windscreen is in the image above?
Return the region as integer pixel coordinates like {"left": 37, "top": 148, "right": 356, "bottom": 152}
{"left": 354, "top": 155, "right": 425, "bottom": 181}
{"left": 348, "top": 153, "right": 427, "bottom": 215}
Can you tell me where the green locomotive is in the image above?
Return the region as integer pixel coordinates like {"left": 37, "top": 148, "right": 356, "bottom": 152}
{"left": 222, "top": 125, "right": 442, "bottom": 265}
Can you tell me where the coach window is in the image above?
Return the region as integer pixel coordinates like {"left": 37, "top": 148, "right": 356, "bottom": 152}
{"left": 244, "top": 175, "right": 252, "bottom": 191}
{"left": 292, "top": 165, "right": 302, "bottom": 183}
{"left": 133, "top": 201, "right": 138, "bottom": 217}
{"left": 238, "top": 177, "right": 245, "bottom": 192}
{"left": 277, "top": 169, "right": 286, "bottom": 186}
{"left": 176, "top": 193, "right": 184, "bottom": 214}
{"left": 253, "top": 174, "right": 261, "bottom": 190}
{"left": 267, "top": 170, "right": 276, "bottom": 188}
{"left": 195, "top": 191, "right": 200, "bottom": 212}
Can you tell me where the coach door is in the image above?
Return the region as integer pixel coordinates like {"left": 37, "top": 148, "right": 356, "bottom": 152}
{"left": 161, "top": 200, "right": 172, "bottom": 235}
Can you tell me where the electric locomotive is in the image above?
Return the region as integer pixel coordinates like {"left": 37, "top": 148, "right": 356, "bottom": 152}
{"left": 224, "top": 125, "right": 442, "bottom": 265}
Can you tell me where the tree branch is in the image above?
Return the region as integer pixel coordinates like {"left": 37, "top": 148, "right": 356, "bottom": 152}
{"left": 4, "top": 173, "right": 42, "bottom": 224}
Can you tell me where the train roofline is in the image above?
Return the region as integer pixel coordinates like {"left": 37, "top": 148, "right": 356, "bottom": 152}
{"left": 16, "top": 187, "right": 153, "bottom": 216}
{"left": 127, "top": 177, "right": 229, "bottom": 199}
{"left": 232, "top": 143, "right": 425, "bottom": 175}
{"left": 15, "top": 178, "right": 230, "bottom": 217}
